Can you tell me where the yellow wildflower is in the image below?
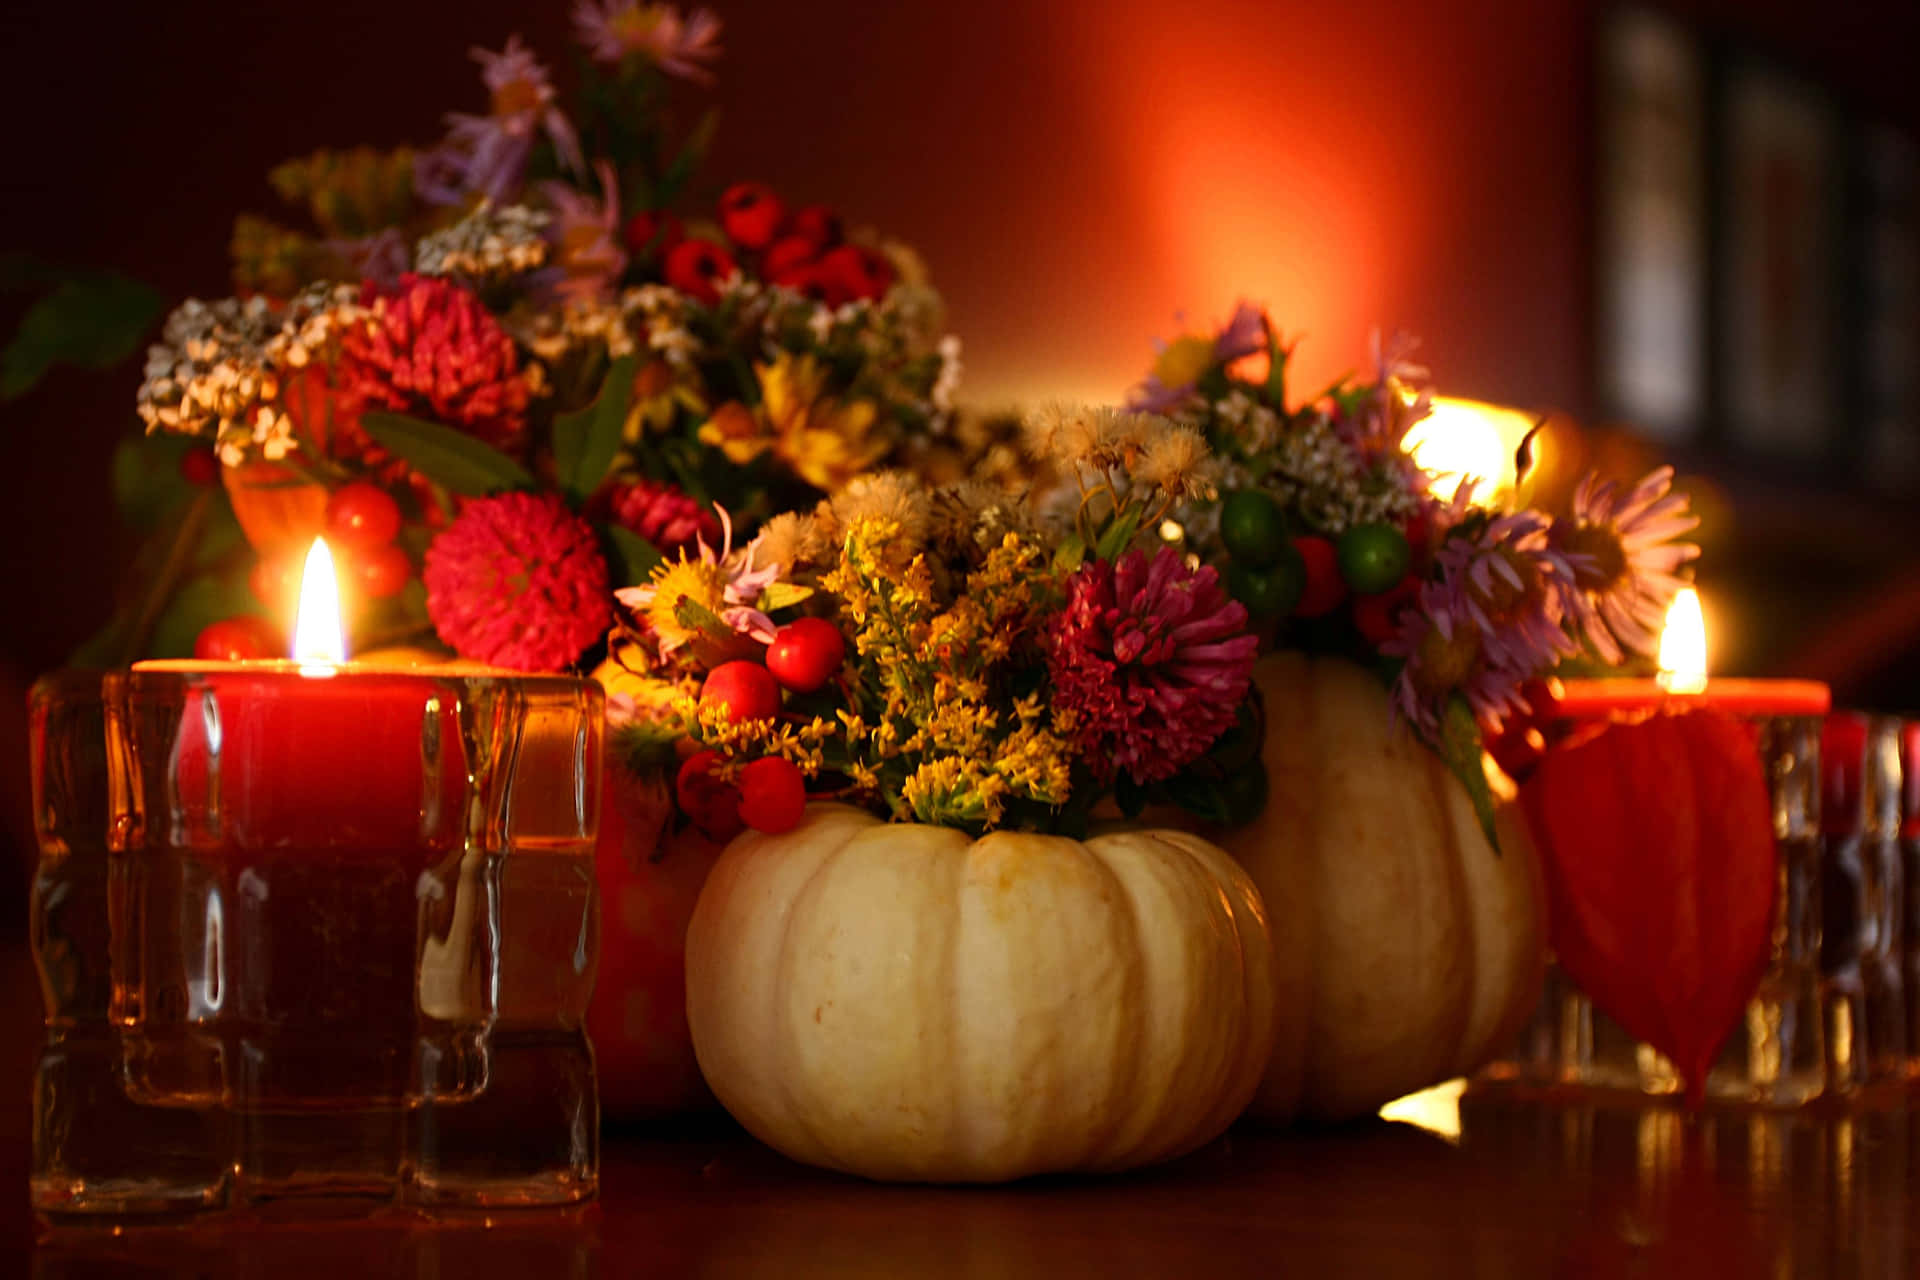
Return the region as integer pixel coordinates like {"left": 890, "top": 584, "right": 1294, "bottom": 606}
{"left": 1152, "top": 334, "right": 1216, "bottom": 393}
{"left": 696, "top": 400, "right": 767, "bottom": 466}
{"left": 758, "top": 352, "right": 890, "bottom": 490}
{"left": 639, "top": 556, "right": 730, "bottom": 652}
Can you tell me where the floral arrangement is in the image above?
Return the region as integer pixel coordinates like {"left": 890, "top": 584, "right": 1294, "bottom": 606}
{"left": 1126, "top": 303, "right": 1701, "bottom": 835}
{"left": 597, "top": 409, "right": 1267, "bottom": 842}
{"left": 104, "top": 2, "right": 959, "bottom": 673}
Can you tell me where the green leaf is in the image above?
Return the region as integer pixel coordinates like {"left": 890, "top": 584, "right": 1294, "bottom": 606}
{"left": 1091, "top": 506, "right": 1145, "bottom": 562}
{"left": 658, "top": 108, "right": 719, "bottom": 206}
{"left": 360, "top": 411, "right": 533, "bottom": 496}
{"left": 758, "top": 581, "right": 814, "bottom": 612}
{"left": 147, "top": 570, "right": 266, "bottom": 660}
{"left": 1437, "top": 694, "right": 1502, "bottom": 854}
{"left": 111, "top": 433, "right": 199, "bottom": 530}
{"left": 1264, "top": 326, "right": 1291, "bottom": 408}
{"left": 673, "top": 595, "right": 737, "bottom": 642}
{"left": 604, "top": 524, "right": 664, "bottom": 588}
{"left": 553, "top": 355, "right": 635, "bottom": 504}
{"left": 2, "top": 271, "right": 163, "bottom": 399}
{"left": 1114, "top": 773, "right": 1149, "bottom": 820}
{"left": 1052, "top": 532, "right": 1088, "bottom": 575}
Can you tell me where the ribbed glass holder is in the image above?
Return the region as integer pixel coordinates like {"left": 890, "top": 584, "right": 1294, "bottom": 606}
{"left": 29, "top": 666, "right": 603, "bottom": 1224}
{"left": 1482, "top": 712, "right": 1841, "bottom": 1106}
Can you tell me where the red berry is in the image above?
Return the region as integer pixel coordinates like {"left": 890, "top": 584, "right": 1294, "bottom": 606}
{"left": 676, "top": 750, "right": 744, "bottom": 843}
{"left": 664, "top": 238, "right": 738, "bottom": 306}
{"left": 767, "top": 262, "right": 847, "bottom": 308}
{"left": 820, "top": 244, "right": 895, "bottom": 302}
{"left": 1402, "top": 509, "right": 1435, "bottom": 571}
{"left": 1352, "top": 572, "right": 1420, "bottom": 647}
{"left": 766, "top": 617, "right": 845, "bottom": 693}
{"left": 761, "top": 235, "right": 818, "bottom": 279}
{"left": 194, "top": 615, "right": 282, "bottom": 662}
{"left": 326, "top": 481, "right": 403, "bottom": 549}
{"left": 718, "top": 182, "right": 785, "bottom": 251}
{"left": 738, "top": 756, "right": 807, "bottom": 834}
{"left": 786, "top": 204, "right": 843, "bottom": 252}
{"left": 350, "top": 542, "right": 413, "bottom": 600}
{"left": 1292, "top": 536, "right": 1347, "bottom": 618}
{"left": 179, "top": 447, "right": 219, "bottom": 487}
{"left": 622, "top": 209, "right": 684, "bottom": 258}
{"left": 700, "top": 660, "right": 782, "bottom": 722}
{"left": 250, "top": 553, "right": 302, "bottom": 613}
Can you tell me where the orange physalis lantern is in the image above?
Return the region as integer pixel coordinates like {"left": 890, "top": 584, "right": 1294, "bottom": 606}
{"left": 1519, "top": 708, "right": 1776, "bottom": 1106}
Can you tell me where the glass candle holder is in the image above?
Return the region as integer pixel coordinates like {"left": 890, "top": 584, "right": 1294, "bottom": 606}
{"left": 1484, "top": 710, "right": 1828, "bottom": 1105}
{"left": 29, "top": 665, "right": 603, "bottom": 1224}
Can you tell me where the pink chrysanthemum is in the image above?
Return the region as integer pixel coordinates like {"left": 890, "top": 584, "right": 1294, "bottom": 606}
{"left": 1047, "top": 546, "right": 1258, "bottom": 785}
{"left": 1550, "top": 465, "right": 1700, "bottom": 665}
{"left": 338, "top": 274, "right": 531, "bottom": 459}
{"left": 601, "top": 476, "right": 721, "bottom": 554}
{"left": 424, "top": 493, "right": 612, "bottom": 672}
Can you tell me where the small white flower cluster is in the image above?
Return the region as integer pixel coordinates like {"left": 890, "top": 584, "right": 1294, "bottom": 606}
{"left": 414, "top": 203, "right": 552, "bottom": 283}
{"left": 1262, "top": 414, "right": 1423, "bottom": 535}
{"left": 514, "top": 295, "right": 639, "bottom": 364}
{"left": 136, "top": 284, "right": 363, "bottom": 466}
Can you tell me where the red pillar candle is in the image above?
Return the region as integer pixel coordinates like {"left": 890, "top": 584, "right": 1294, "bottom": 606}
{"left": 1537, "top": 676, "right": 1831, "bottom": 723}
{"left": 129, "top": 662, "right": 471, "bottom": 852}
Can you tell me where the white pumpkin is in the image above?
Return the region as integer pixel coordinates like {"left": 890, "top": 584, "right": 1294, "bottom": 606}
{"left": 1217, "top": 653, "right": 1546, "bottom": 1123}
{"left": 685, "top": 803, "right": 1275, "bottom": 1182}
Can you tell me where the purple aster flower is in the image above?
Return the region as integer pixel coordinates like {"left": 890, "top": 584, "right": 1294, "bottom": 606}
{"left": 1383, "top": 579, "right": 1535, "bottom": 738}
{"left": 1431, "top": 510, "right": 1581, "bottom": 675}
{"left": 1127, "top": 301, "right": 1270, "bottom": 413}
{"left": 574, "top": 1, "right": 722, "bottom": 82}
{"left": 540, "top": 160, "right": 627, "bottom": 301}
{"left": 1549, "top": 465, "right": 1701, "bottom": 665}
{"left": 416, "top": 37, "right": 585, "bottom": 206}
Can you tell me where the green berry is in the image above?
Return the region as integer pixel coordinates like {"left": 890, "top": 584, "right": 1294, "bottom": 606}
{"left": 1336, "top": 522, "right": 1412, "bottom": 595}
{"left": 1219, "top": 489, "right": 1287, "bottom": 569}
{"left": 1228, "top": 544, "right": 1305, "bottom": 618}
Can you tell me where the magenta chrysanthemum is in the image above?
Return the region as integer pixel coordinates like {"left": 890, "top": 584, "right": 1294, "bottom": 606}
{"left": 603, "top": 476, "right": 721, "bottom": 554}
{"left": 338, "top": 273, "right": 531, "bottom": 458}
{"left": 424, "top": 493, "right": 612, "bottom": 672}
{"left": 1046, "top": 546, "right": 1257, "bottom": 785}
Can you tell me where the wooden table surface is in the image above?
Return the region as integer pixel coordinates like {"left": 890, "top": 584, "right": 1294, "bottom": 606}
{"left": 5, "top": 933, "right": 1917, "bottom": 1279}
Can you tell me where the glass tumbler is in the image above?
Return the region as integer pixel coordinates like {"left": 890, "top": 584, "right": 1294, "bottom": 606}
{"left": 30, "top": 665, "right": 603, "bottom": 1222}
{"left": 1483, "top": 711, "right": 1828, "bottom": 1105}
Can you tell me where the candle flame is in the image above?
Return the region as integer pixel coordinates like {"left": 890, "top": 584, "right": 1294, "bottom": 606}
{"left": 1402, "top": 398, "right": 1532, "bottom": 505}
{"left": 292, "top": 537, "right": 346, "bottom": 673}
{"left": 1656, "top": 586, "right": 1707, "bottom": 694}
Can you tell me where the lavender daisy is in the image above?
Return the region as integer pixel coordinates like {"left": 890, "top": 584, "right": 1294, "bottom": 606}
{"left": 574, "top": 1, "right": 722, "bottom": 82}
{"left": 1383, "top": 579, "right": 1535, "bottom": 737}
{"left": 1431, "top": 511, "right": 1580, "bottom": 675}
{"left": 541, "top": 160, "right": 627, "bottom": 302}
{"left": 1550, "top": 465, "right": 1701, "bottom": 664}
{"left": 417, "top": 36, "right": 585, "bottom": 205}
{"left": 1128, "top": 301, "right": 1268, "bottom": 413}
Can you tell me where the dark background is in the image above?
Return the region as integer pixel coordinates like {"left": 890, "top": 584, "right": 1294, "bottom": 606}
{"left": 1, "top": 0, "right": 1917, "bottom": 923}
